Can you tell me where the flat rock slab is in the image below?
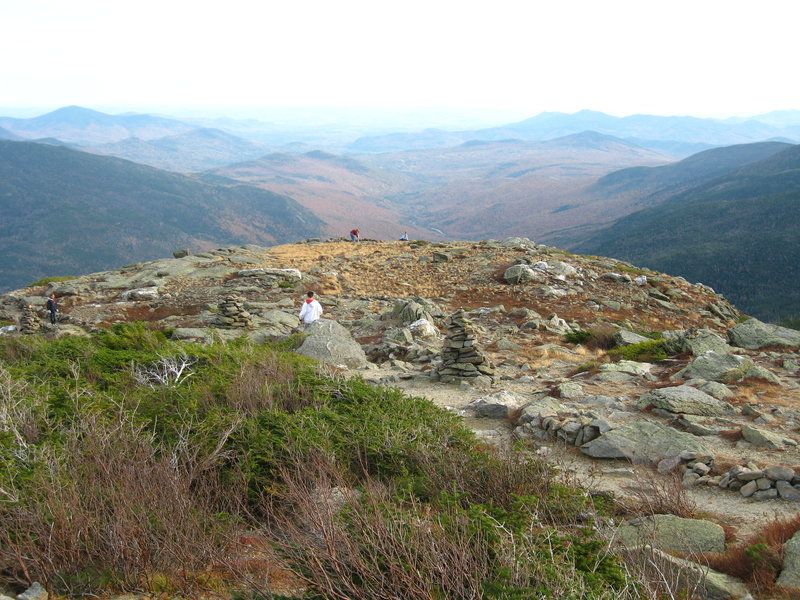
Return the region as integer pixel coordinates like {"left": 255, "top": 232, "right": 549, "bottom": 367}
{"left": 581, "top": 421, "right": 710, "bottom": 464}
{"left": 639, "top": 385, "right": 735, "bottom": 416}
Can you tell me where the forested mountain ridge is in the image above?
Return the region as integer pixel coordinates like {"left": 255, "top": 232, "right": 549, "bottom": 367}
{"left": 573, "top": 144, "right": 800, "bottom": 321}
{"left": 0, "top": 140, "right": 323, "bottom": 292}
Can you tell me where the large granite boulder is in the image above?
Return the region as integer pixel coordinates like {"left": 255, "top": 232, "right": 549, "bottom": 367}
{"left": 729, "top": 318, "right": 800, "bottom": 350}
{"left": 296, "top": 319, "right": 368, "bottom": 369}
{"left": 741, "top": 425, "right": 796, "bottom": 449}
{"left": 581, "top": 421, "right": 710, "bottom": 464}
{"left": 468, "top": 390, "right": 526, "bottom": 419}
{"left": 638, "top": 385, "right": 735, "bottom": 416}
{"left": 778, "top": 529, "right": 800, "bottom": 589}
{"left": 662, "top": 329, "right": 733, "bottom": 356}
{"left": 504, "top": 264, "right": 539, "bottom": 284}
{"left": 619, "top": 547, "right": 748, "bottom": 600}
{"left": 678, "top": 351, "right": 754, "bottom": 382}
{"left": 615, "top": 514, "right": 725, "bottom": 554}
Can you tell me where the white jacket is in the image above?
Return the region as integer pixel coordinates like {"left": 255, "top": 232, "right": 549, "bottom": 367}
{"left": 298, "top": 298, "right": 323, "bottom": 324}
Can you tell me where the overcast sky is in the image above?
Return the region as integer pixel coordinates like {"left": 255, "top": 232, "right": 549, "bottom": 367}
{"left": 2, "top": 0, "right": 798, "bottom": 120}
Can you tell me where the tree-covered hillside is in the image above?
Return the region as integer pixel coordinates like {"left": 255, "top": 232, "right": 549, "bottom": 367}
{"left": 575, "top": 145, "right": 800, "bottom": 322}
{"left": 0, "top": 140, "right": 323, "bottom": 292}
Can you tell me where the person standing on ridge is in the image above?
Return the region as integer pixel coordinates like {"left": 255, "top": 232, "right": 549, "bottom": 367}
{"left": 298, "top": 291, "right": 323, "bottom": 327}
{"left": 349, "top": 228, "right": 360, "bottom": 242}
{"left": 46, "top": 293, "right": 58, "bottom": 325}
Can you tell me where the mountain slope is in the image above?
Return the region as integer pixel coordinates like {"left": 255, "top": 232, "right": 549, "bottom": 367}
{"left": 87, "top": 128, "right": 271, "bottom": 171}
{"left": 573, "top": 144, "right": 800, "bottom": 320}
{"left": 356, "top": 132, "right": 670, "bottom": 239}
{"left": 212, "top": 150, "right": 424, "bottom": 239}
{"left": 0, "top": 140, "right": 323, "bottom": 292}
{"left": 0, "top": 105, "right": 193, "bottom": 144}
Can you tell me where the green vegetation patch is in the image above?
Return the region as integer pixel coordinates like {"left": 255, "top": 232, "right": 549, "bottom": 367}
{"left": 27, "top": 274, "right": 78, "bottom": 287}
{"left": 0, "top": 324, "right": 637, "bottom": 598}
{"left": 607, "top": 339, "right": 668, "bottom": 362}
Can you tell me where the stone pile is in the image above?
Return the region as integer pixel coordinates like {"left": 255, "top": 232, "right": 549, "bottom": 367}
{"left": 718, "top": 464, "right": 800, "bottom": 501}
{"left": 435, "top": 309, "right": 495, "bottom": 384}
{"left": 215, "top": 295, "right": 252, "bottom": 328}
{"left": 20, "top": 305, "right": 42, "bottom": 334}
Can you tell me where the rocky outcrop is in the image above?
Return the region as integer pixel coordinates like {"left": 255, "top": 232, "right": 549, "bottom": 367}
{"left": 296, "top": 319, "right": 368, "bottom": 369}
{"left": 729, "top": 318, "right": 800, "bottom": 350}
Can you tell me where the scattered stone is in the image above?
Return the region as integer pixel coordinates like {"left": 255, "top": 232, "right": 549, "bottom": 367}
{"left": 468, "top": 390, "right": 525, "bottom": 419}
{"left": 17, "top": 582, "right": 48, "bottom": 600}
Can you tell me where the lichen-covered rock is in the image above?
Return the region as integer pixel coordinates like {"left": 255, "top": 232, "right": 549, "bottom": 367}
{"left": 639, "top": 385, "right": 735, "bottom": 416}
{"left": 616, "top": 514, "right": 725, "bottom": 554}
{"left": 296, "top": 319, "right": 367, "bottom": 369}
{"left": 678, "top": 351, "right": 754, "bottom": 382}
{"left": 778, "top": 530, "right": 800, "bottom": 588}
{"left": 729, "top": 318, "right": 800, "bottom": 350}
{"left": 581, "top": 421, "right": 710, "bottom": 464}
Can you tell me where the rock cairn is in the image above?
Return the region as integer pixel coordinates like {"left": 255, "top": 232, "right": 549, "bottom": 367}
{"left": 20, "top": 305, "right": 42, "bottom": 334}
{"left": 436, "top": 309, "right": 495, "bottom": 384}
{"left": 215, "top": 295, "right": 252, "bottom": 328}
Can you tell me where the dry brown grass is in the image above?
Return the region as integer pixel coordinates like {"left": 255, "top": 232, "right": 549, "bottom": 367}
{"left": 618, "top": 467, "right": 698, "bottom": 520}
{"left": 703, "top": 513, "right": 800, "bottom": 595}
{"left": 0, "top": 408, "right": 249, "bottom": 596}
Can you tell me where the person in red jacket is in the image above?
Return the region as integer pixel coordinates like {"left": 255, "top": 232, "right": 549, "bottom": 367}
{"left": 349, "top": 228, "right": 360, "bottom": 242}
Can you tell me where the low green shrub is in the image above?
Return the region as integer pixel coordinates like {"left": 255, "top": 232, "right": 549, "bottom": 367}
{"left": 27, "top": 275, "right": 78, "bottom": 287}
{"left": 0, "top": 331, "right": 638, "bottom": 598}
{"left": 564, "top": 329, "right": 593, "bottom": 344}
{"left": 607, "top": 339, "right": 668, "bottom": 362}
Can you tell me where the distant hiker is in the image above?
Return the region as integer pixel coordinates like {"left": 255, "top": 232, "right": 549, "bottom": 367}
{"left": 399, "top": 231, "right": 409, "bottom": 241}
{"left": 299, "top": 291, "right": 323, "bottom": 326}
{"left": 349, "top": 228, "right": 360, "bottom": 242}
{"left": 46, "top": 293, "right": 58, "bottom": 325}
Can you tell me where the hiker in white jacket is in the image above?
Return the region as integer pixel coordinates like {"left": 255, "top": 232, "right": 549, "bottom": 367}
{"left": 298, "top": 291, "right": 323, "bottom": 326}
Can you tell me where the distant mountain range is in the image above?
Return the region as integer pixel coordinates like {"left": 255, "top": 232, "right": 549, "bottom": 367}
{"left": 0, "top": 105, "right": 193, "bottom": 145}
{"left": 2, "top": 105, "right": 799, "bottom": 321}
{"left": 87, "top": 128, "right": 272, "bottom": 172}
{"left": 0, "top": 140, "right": 323, "bottom": 292}
{"left": 349, "top": 109, "right": 800, "bottom": 156}
{"left": 570, "top": 144, "right": 800, "bottom": 321}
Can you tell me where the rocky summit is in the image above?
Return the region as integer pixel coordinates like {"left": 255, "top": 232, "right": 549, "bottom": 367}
{"left": 2, "top": 237, "right": 800, "bottom": 596}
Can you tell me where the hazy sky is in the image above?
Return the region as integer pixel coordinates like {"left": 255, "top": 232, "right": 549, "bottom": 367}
{"left": 2, "top": 0, "right": 798, "bottom": 119}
